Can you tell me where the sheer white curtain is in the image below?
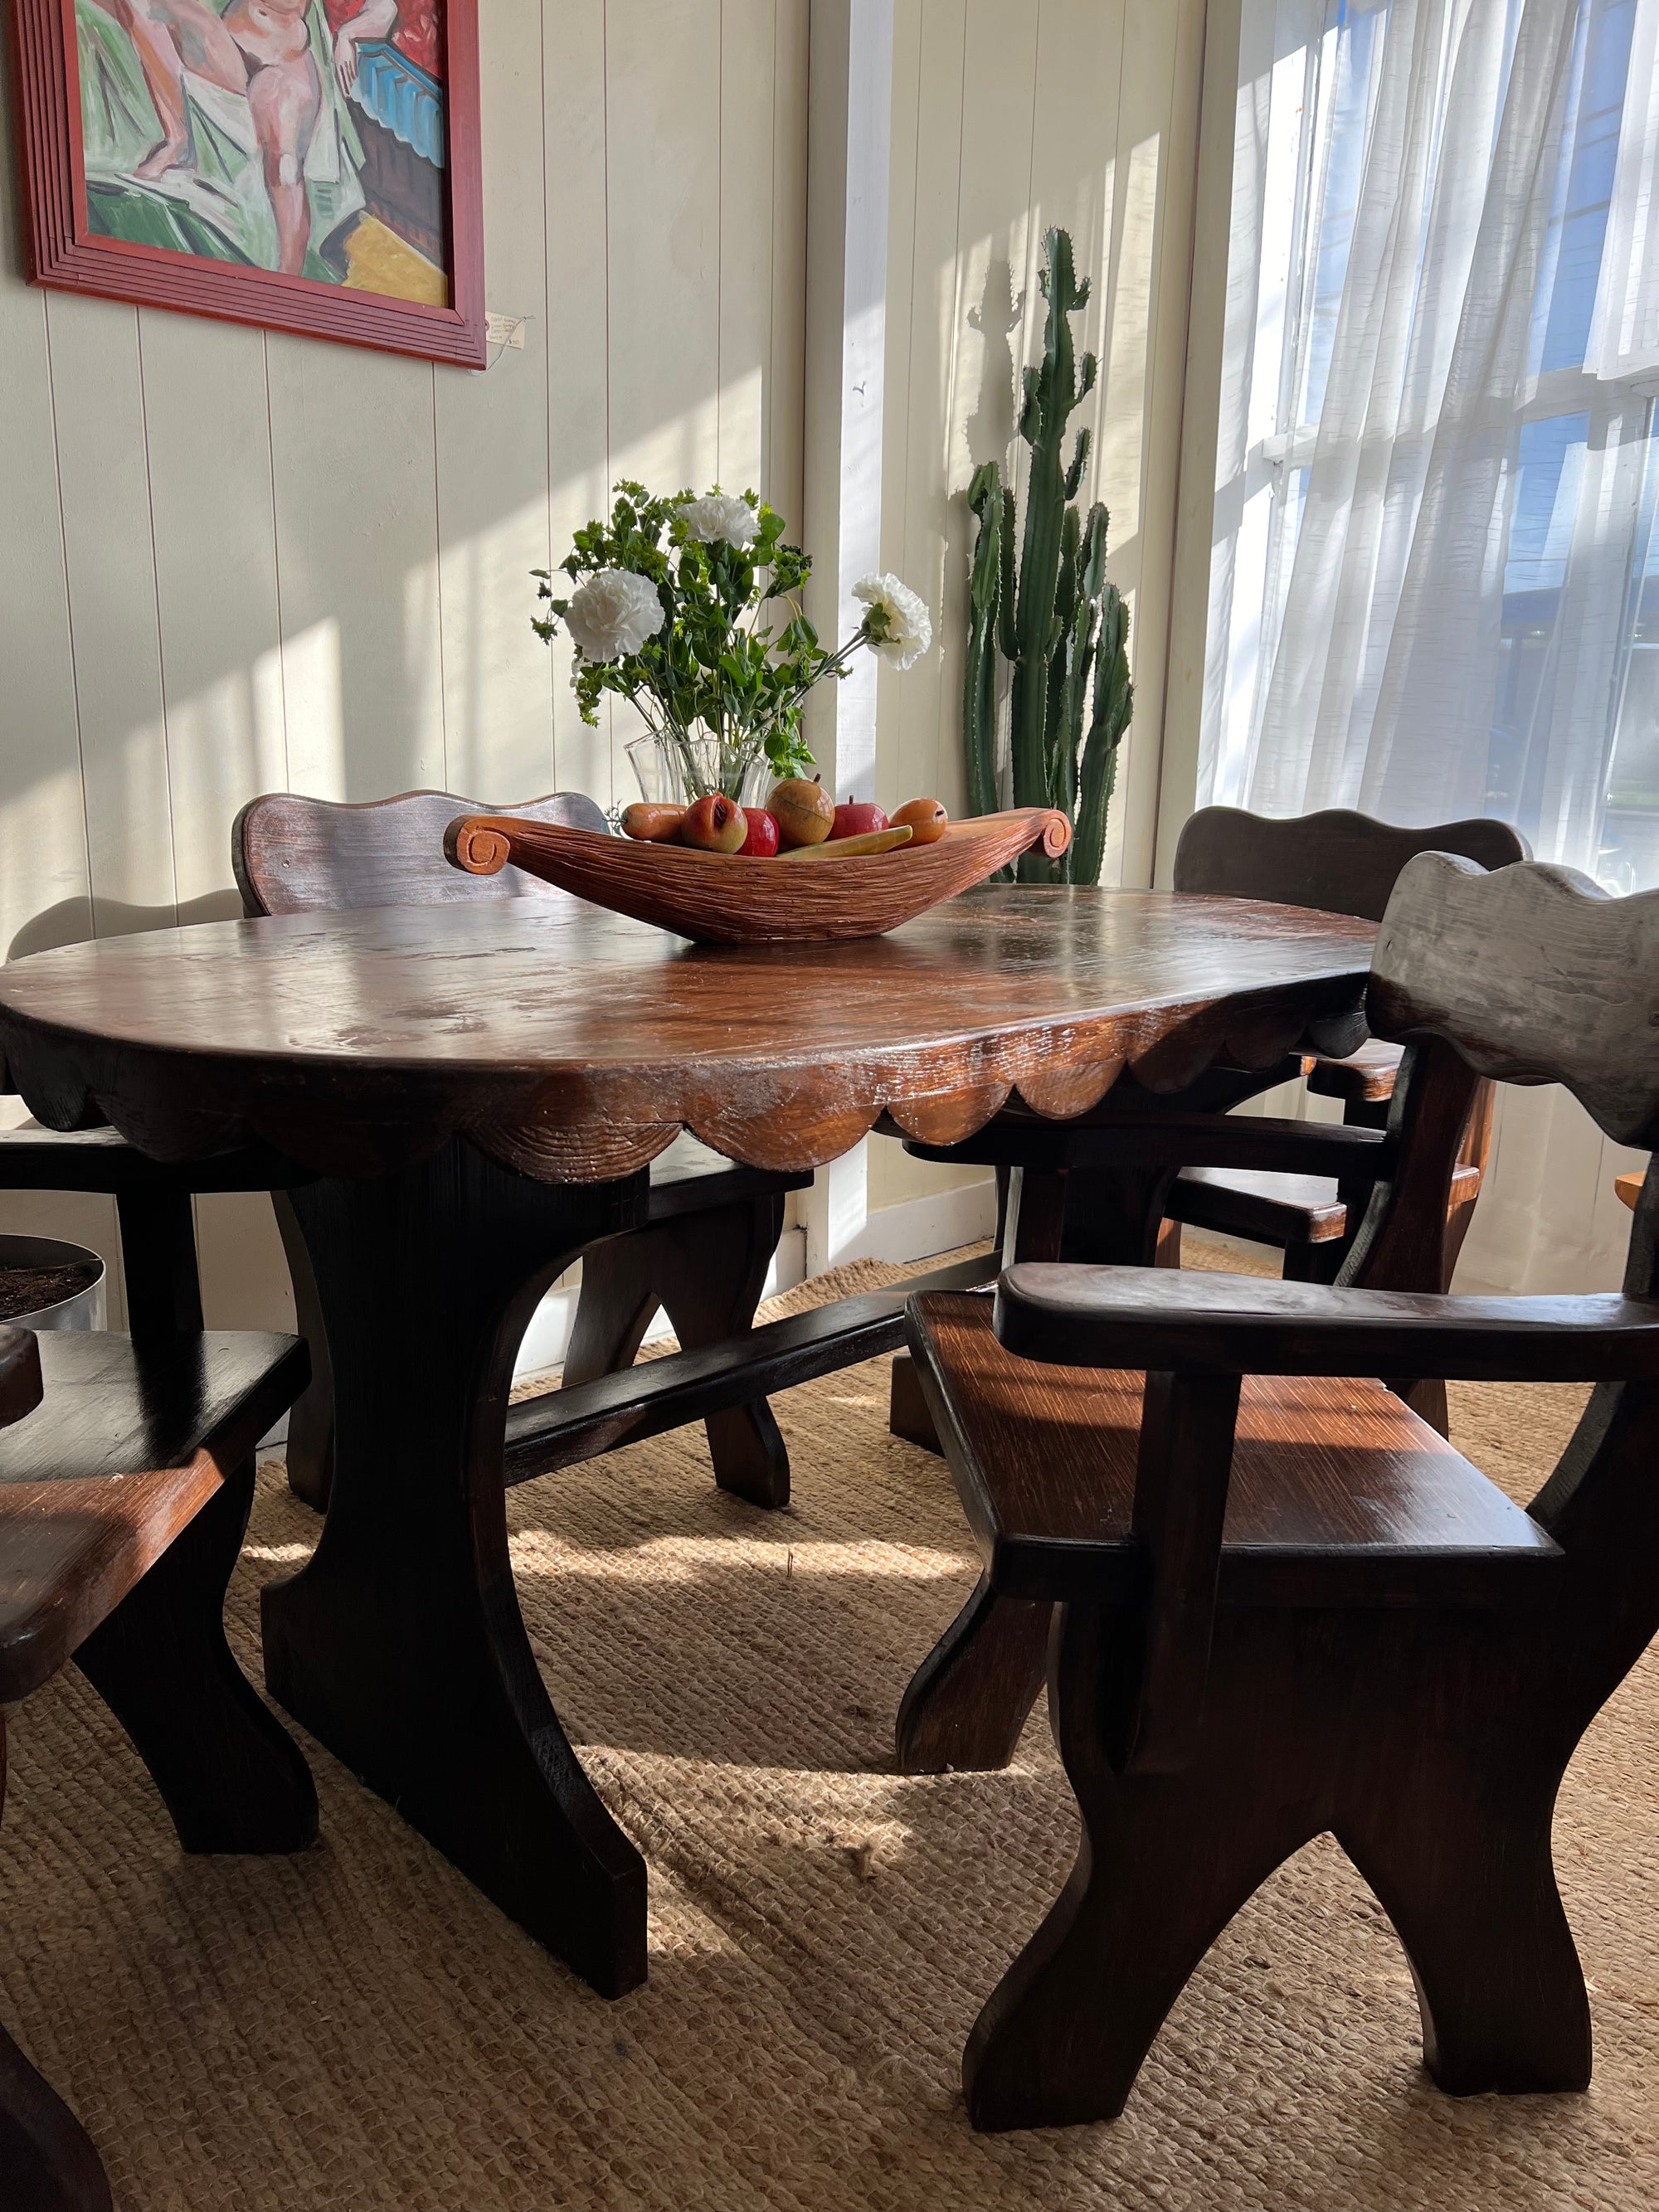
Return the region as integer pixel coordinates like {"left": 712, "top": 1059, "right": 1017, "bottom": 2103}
{"left": 1204, "top": 0, "right": 1659, "bottom": 887}
{"left": 1202, "top": 0, "right": 1658, "bottom": 1293}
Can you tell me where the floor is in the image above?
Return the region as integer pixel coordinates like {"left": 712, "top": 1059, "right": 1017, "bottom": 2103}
{"left": 0, "top": 1247, "right": 1654, "bottom": 2210}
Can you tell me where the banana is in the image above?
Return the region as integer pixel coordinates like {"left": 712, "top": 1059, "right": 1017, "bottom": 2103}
{"left": 779, "top": 825, "right": 914, "bottom": 859}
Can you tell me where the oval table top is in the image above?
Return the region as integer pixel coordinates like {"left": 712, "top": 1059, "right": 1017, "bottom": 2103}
{"left": 0, "top": 887, "right": 1377, "bottom": 1182}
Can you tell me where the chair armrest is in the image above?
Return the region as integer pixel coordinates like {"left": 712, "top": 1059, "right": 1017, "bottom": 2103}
{"left": 907, "top": 1111, "right": 1393, "bottom": 1179}
{"left": 1304, "top": 1039, "right": 1402, "bottom": 1105}
{"left": 995, "top": 1265, "right": 1659, "bottom": 1383}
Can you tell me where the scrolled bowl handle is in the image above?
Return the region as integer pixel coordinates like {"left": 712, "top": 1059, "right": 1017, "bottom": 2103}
{"left": 445, "top": 816, "right": 513, "bottom": 877}
{"left": 1032, "top": 809, "right": 1073, "bottom": 862}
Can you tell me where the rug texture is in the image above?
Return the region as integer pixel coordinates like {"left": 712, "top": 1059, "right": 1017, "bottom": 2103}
{"left": 0, "top": 1241, "right": 1654, "bottom": 2210}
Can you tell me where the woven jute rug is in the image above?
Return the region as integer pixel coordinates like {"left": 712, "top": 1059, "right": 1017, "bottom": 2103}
{"left": 1, "top": 1241, "right": 1655, "bottom": 2210}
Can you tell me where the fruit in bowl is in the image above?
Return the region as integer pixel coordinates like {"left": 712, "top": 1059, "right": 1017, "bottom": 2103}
{"left": 831, "top": 796, "right": 888, "bottom": 840}
{"left": 768, "top": 776, "right": 836, "bottom": 848}
{"left": 679, "top": 793, "right": 749, "bottom": 853}
{"left": 616, "top": 786, "right": 950, "bottom": 861}
{"left": 620, "top": 802, "right": 686, "bottom": 843}
{"left": 890, "top": 797, "right": 948, "bottom": 844}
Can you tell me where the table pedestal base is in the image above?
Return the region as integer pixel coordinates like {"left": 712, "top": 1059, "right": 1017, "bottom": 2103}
{"left": 261, "top": 1140, "right": 649, "bottom": 1996}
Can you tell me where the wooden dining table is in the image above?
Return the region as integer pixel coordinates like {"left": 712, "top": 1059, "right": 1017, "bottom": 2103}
{"left": 0, "top": 884, "right": 1375, "bottom": 1998}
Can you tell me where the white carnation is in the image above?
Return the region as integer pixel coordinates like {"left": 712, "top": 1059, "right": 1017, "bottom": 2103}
{"left": 679, "top": 491, "right": 760, "bottom": 549}
{"left": 853, "top": 572, "right": 932, "bottom": 670}
{"left": 564, "top": 569, "right": 666, "bottom": 664}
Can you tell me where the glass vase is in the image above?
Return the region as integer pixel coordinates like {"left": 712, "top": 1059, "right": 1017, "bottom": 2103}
{"left": 625, "top": 732, "right": 772, "bottom": 809}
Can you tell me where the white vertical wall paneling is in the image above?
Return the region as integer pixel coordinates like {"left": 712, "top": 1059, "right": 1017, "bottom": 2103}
{"left": 878, "top": 0, "right": 967, "bottom": 819}
{"left": 543, "top": 0, "right": 613, "bottom": 805}
{"left": 603, "top": 0, "right": 723, "bottom": 794}
{"left": 142, "top": 314, "right": 288, "bottom": 912}
{"left": 46, "top": 295, "right": 179, "bottom": 934}
{"left": 802, "top": 0, "right": 895, "bottom": 804}
{"left": 266, "top": 337, "right": 445, "bottom": 800}
{"left": 605, "top": 2, "right": 722, "bottom": 495}
{"left": 767, "top": 1, "right": 810, "bottom": 527}
{"left": 719, "top": 0, "right": 778, "bottom": 498}
{"left": 436, "top": 0, "right": 554, "bottom": 804}
{"left": 872, "top": 0, "right": 922, "bottom": 816}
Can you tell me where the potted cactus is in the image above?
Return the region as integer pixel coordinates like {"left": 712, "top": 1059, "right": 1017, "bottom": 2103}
{"left": 963, "top": 227, "right": 1133, "bottom": 884}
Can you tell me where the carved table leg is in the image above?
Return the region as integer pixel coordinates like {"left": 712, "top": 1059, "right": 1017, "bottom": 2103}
{"left": 75, "top": 1461, "right": 317, "bottom": 1855}
{"left": 115, "top": 1187, "right": 204, "bottom": 1339}
{"left": 571, "top": 1194, "right": 792, "bottom": 1510}
{"left": 897, "top": 1164, "right": 1177, "bottom": 1775}
{"left": 0, "top": 1720, "right": 114, "bottom": 2212}
{"left": 274, "top": 1192, "right": 334, "bottom": 1513}
{"left": 260, "top": 1140, "right": 649, "bottom": 1996}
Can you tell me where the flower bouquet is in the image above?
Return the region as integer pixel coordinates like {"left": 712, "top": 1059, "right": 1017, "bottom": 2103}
{"left": 533, "top": 482, "right": 932, "bottom": 805}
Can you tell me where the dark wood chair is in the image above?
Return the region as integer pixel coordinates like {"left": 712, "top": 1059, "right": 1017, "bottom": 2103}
{"left": 232, "top": 789, "right": 814, "bottom": 1513}
{"left": 902, "top": 853, "right": 1659, "bottom": 2131}
{"left": 1162, "top": 807, "right": 1526, "bottom": 1281}
{"left": 0, "top": 1321, "right": 316, "bottom": 2209}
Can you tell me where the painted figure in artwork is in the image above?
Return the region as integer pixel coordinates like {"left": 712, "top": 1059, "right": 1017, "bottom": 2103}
{"left": 75, "top": 0, "right": 449, "bottom": 301}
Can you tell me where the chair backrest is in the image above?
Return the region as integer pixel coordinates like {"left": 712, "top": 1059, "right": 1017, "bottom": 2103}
{"left": 1369, "top": 855, "right": 1659, "bottom": 1155}
{"left": 233, "top": 789, "right": 609, "bottom": 916}
{"left": 1173, "top": 805, "right": 1528, "bottom": 921}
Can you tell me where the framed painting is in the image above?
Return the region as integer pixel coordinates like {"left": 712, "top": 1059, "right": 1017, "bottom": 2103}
{"left": 7, "top": 0, "right": 484, "bottom": 366}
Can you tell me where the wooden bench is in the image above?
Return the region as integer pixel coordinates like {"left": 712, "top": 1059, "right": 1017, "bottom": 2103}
{"left": 0, "top": 1323, "right": 315, "bottom": 2210}
{"left": 904, "top": 853, "right": 1659, "bottom": 2131}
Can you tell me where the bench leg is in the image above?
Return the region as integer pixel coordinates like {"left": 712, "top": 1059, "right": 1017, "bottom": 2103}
{"left": 75, "top": 1461, "right": 318, "bottom": 1855}
{"left": 1340, "top": 1766, "right": 1589, "bottom": 2094}
{"left": 964, "top": 1603, "right": 1318, "bottom": 2131}
{"left": 0, "top": 1719, "right": 114, "bottom": 2212}
{"left": 894, "top": 1572, "right": 1051, "bottom": 1774}
{"left": 571, "top": 1197, "right": 792, "bottom": 1511}
{"left": 899, "top": 1164, "right": 1174, "bottom": 1773}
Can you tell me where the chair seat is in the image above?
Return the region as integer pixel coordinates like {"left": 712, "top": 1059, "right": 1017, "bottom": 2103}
{"left": 1170, "top": 1159, "right": 1480, "bottom": 1253}
{"left": 907, "top": 1291, "right": 1560, "bottom": 1611}
{"left": 1305, "top": 1037, "right": 1402, "bottom": 1104}
{"left": 0, "top": 1329, "right": 306, "bottom": 1700}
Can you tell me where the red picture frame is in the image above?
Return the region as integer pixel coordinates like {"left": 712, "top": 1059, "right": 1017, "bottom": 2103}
{"left": 7, "top": 0, "right": 484, "bottom": 367}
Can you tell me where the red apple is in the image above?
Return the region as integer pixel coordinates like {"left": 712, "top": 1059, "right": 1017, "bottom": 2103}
{"left": 679, "top": 792, "right": 748, "bottom": 853}
{"left": 738, "top": 808, "right": 781, "bottom": 857}
{"left": 830, "top": 796, "right": 888, "bottom": 841}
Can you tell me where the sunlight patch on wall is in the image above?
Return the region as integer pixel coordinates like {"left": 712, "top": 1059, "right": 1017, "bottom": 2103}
{"left": 280, "top": 618, "right": 346, "bottom": 800}
{"left": 0, "top": 765, "right": 92, "bottom": 960}
{"left": 1098, "top": 131, "right": 1161, "bottom": 554}
{"left": 167, "top": 659, "right": 289, "bottom": 906}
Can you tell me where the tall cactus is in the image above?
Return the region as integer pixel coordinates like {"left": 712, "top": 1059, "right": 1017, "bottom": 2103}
{"left": 961, "top": 227, "right": 1134, "bottom": 884}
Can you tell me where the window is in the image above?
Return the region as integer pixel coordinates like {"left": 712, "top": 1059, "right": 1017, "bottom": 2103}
{"left": 1203, "top": 0, "right": 1659, "bottom": 890}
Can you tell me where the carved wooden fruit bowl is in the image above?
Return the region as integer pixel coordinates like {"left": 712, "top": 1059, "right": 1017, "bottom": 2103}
{"left": 443, "top": 807, "right": 1073, "bottom": 944}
